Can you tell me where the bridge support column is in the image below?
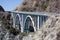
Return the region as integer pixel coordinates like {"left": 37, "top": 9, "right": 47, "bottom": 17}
{"left": 11, "top": 13, "right": 15, "bottom": 28}
{"left": 37, "top": 16, "right": 39, "bottom": 30}
{"left": 40, "top": 16, "right": 43, "bottom": 28}
{"left": 13, "top": 17, "right": 15, "bottom": 28}
{"left": 43, "top": 16, "right": 44, "bottom": 25}
{"left": 21, "top": 14, "right": 23, "bottom": 32}
{"left": 43, "top": 16, "right": 46, "bottom": 25}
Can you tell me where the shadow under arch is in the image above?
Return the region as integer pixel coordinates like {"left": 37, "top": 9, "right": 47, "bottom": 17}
{"left": 15, "top": 14, "right": 21, "bottom": 32}
{"left": 24, "top": 15, "right": 36, "bottom": 34}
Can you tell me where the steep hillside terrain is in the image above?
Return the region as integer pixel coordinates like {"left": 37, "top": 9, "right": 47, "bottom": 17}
{"left": 23, "top": 16, "right": 60, "bottom": 40}
{"left": 1, "top": 0, "right": 60, "bottom": 40}
{"left": 15, "top": 0, "right": 60, "bottom": 13}
{"left": 14, "top": 0, "right": 60, "bottom": 40}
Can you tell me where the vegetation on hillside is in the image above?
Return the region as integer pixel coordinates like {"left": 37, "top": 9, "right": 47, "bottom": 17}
{"left": 0, "top": 5, "right": 5, "bottom": 12}
{"left": 14, "top": 0, "right": 60, "bottom": 13}
{"left": 41, "top": 2, "right": 47, "bottom": 10}
{"left": 0, "top": 12, "right": 27, "bottom": 37}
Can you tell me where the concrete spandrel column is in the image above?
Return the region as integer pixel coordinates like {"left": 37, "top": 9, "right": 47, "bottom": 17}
{"left": 39, "top": 16, "right": 43, "bottom": 28}
{"left": 21, "top": 14, "right": 23, "bottom": 32}
{"left": 37, "top": 16, "right": 39, "bottom": 30}
{"left": 42, "top": 16, "right": 44, "bottom": 25}
{"left": 12, "top": 13, "right": 15, "bottom": 28}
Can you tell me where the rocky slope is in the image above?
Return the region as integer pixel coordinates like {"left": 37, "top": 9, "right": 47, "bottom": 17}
{"left": 1, "top": 1, "right": 60, "bottom": 40}
{"left": 23, "top": 15, "right": 60, "bottom": 40}
{"left": 0, "top": 12, "right": 60, "bottom": 40}
{"left": 14, "top": 0, "right": 60, "bottom": 13}
{"left": 0, "top": 12, "right": 22, "bottom": 40}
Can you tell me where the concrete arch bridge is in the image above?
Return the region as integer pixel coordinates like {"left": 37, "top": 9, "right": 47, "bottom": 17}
{"left": 9, "top": 11, "right": 53, "bottom": 34}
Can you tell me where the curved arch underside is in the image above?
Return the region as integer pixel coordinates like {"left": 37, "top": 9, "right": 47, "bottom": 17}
{"left": 24, "top": 16, "right": 34, "bottom": 34}
{"left": 15, "top": 15, "right": 21, "bottom": 31}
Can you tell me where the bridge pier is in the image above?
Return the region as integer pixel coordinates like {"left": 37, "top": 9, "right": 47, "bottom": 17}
{"left": 37, "top": 16, "right": 39, "bottom": 30}
{"left": 11, "top": 13, "right": 15, "bottom": 28}
{"left": 21, "top": 14, "right": 24, "bottom": 32}
{"left": 42, "top": 16, "right": 44, "bottom": 25}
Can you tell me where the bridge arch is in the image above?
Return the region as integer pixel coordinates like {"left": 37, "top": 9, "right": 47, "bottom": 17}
{"left": 15, "top": 14, "right": 22, "bottom": 32}
{"left": 24, "top": 15, "right": 36, "bottom": 34}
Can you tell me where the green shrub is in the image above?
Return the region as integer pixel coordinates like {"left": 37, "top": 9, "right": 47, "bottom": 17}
{"left": 1, "top": 16, "right": 5, "bottom": 20}
{"left": 7, "top": 14, "right": 11, "bottom": 20}
{"left": 22, "top": 8, "right": 28, "bottom": 11}
{"left": 9, "top": 27, "right": 20, "bottom": 35}
{"left": 5, "top": 25, "right": 10, "bottom": 29}
{"left": 0, "top": 15, "right": 25, "bottom": 36}
{"left": 5, "top": 20, "right": 10, "bottom": 29}
{"left": 41, "top": 3, "right": 47, "bottom": 10}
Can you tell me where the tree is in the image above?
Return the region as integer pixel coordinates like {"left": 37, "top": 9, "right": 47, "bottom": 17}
{"left": 0, "top": 5, "right": 5, "bottom": 12}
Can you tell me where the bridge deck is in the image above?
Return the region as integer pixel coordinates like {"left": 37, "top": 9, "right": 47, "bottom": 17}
{"left": 10, "top": 11, "right": 60, "bottom": 16}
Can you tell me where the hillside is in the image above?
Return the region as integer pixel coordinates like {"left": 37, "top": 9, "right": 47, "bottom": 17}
{"left": 14, "top": 0, "right": 60, "bottom": 40}
{"left": 14, "top": 0, "right": 60, "bottom": 13}
{"left": 22, "top": 15, "right": 60, "bottom": 40}
{"left": 1, "top": 0, "right": 60, "bottom": 40}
